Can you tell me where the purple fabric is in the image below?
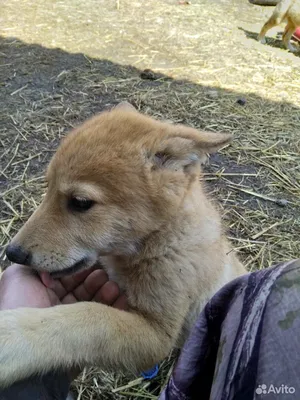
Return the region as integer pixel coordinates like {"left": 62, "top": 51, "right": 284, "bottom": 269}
{"left": 159, "top": 259, "right": 300, "bottom": 400}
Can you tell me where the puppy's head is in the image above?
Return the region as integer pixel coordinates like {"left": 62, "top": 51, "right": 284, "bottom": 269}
{"left": 6, "top": 103, "right": 231, "bottom": 276}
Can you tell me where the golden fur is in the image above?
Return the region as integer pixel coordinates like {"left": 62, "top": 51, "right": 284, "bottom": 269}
{"left": 258, "top": 0, "right": 300, "bottom": 52}
{"left": 0, "top": 103, "right": 245, "bottom": 386}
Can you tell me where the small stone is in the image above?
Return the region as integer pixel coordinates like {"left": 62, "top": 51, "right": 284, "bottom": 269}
{"left": 236, "top": 98, "right": 246, "bottom": 106}
{"left": 140, "top": 69, "right": 161, "bottom": 81}
{"left": 276, "top": 199, "right": 288, "bottom": 207}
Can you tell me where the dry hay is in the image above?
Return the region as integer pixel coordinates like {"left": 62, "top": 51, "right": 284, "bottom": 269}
{"left": 1, "top": 55, "right": 299, "bottom": 269}
{"left": 71, "top": 352, "right": 177, "bottom": 400}
{"left": 1, "top": 0, "right": 300, "bottom": 398}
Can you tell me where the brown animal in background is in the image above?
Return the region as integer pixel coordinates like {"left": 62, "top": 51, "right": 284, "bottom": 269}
{"left": 1, "top": 103, "right": 245, "bottom": 386}
{"left": 258, "top": 0, "right": 300, "bottom": 52}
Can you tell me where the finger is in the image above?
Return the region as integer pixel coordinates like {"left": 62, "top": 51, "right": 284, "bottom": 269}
{"left": 60, "top": 293, "right": 78, "bottom": 304}
{"left": 39, "top": 271, "right": 69, "bottom": 301}
{"left": 51, "top": 269, "right": 95, "bottom": 301}
{"left": 52, "top": 280, "right": 69, "bottom": 300}
{"left": 60, "top": 270, "right": 109, "bottom": 302}
{"left": 44, "top": 268, "right": 100, "bottom": 300}
{"left": 113, "top": 293, "right": 128, "bottom": 310}
{"left": 84, "top": 270, "right": 109, "bottom": 296}
{"left": 73, "top": 270, "right": 110, "bottom": 301}
{"left": 59, "top": 266, "right": 97, "bottom": 293}
{"left": 92, "top": 281, "right": 120, "bottom": 305}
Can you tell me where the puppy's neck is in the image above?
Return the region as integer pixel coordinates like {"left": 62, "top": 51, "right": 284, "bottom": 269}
{"left": 145, "top": 184, "right": 221, "bottom": 251}
{"left": 103, "top": 182, "right": 222, "bottom": 270}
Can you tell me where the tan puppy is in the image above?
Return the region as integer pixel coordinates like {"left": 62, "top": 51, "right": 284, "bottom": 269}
{"left": 2, "top": 103, "right": 245, "bottom": 386}
{"left": 258, "top": 0, "right": 300, "bottom": 52}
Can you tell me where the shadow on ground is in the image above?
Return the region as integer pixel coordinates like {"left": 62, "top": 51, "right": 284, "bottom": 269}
{"left": 1, "top": 34, "right": 300, "bottom": 400}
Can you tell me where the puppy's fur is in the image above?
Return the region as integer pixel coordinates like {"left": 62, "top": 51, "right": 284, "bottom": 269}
{"left": 258, "top": 0, "right": 300, "bottom": 52}
{"left": 1, "top": 103, "right": 245, "bottom": 386}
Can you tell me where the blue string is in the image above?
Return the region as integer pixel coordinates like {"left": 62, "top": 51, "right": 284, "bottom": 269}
{"left": 141, "top": 364, "right": 159, "bottom": 379}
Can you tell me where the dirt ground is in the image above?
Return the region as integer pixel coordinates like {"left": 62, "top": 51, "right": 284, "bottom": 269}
{"left": 0, "top": 0, "right": 300, "bottom": 398}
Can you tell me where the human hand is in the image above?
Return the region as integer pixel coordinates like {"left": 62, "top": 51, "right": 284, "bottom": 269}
{"left": 0, "top": 264, "right": 127, "bottom": 310}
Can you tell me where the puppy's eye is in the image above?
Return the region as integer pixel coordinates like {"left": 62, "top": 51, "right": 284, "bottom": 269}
{"left": 68, "top": 197, "right": 95, "bottom": 212}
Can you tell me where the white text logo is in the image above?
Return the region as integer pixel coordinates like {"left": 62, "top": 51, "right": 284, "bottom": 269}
{"left": 256, "top": 384, "right": 295, "bottom": 395}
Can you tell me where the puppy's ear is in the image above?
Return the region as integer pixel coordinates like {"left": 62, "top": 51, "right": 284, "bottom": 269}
{"left": 114, "top": 101, "right": 137, "bottom": 113}
{"left": 152, "top": 125, "right": 231, "bottom": 172}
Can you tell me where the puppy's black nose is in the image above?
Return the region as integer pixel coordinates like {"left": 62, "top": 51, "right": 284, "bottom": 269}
{"left": 6, "top": 244, "right": 31, "bottom": 265}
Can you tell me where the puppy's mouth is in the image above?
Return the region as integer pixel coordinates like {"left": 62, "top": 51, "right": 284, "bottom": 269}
{"left": 49, "top": 258, "right": 90, "bottom": 279}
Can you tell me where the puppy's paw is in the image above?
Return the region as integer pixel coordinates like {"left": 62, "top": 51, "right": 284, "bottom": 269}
{"left": 0, "top": 309, "right": 45, "bottom": 387}
{"left": 288, "top": 44, "right": 297, "bottom": 53}
{"left": 259, "top": 36, "right": 266, "bottom": 44}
